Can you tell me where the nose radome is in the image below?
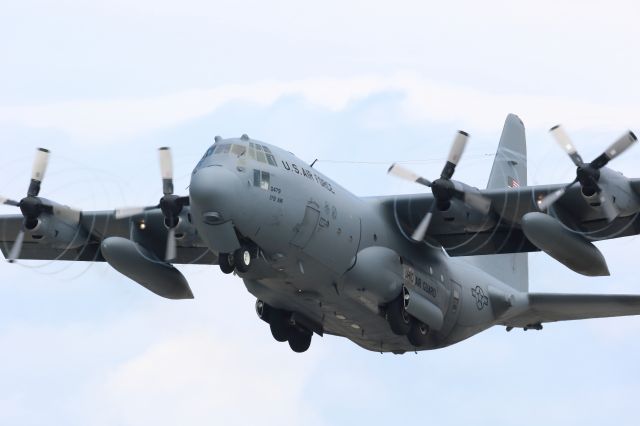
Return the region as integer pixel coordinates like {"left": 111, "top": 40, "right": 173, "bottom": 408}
{"left": 189, "top": 166, "right": 242, "bottom": 224}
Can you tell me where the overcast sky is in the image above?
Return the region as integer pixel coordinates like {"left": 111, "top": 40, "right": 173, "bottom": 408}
{"left": 1, "top": 1, "right": 640, "bottom": 425}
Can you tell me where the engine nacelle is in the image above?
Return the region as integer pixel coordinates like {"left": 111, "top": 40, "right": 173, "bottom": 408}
{"left": 101, "top": 236, "right": 194, "bottom": 300}
{"left": 26, "top": 214, "right": 88, "bottom": 249}
{"left": 339, "top": 246, "right": 403, "bottom": 310}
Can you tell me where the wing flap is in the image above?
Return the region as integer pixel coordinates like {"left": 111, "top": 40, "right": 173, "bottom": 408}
{"left": 503, "top": 293, "right": 640, "bottom": 328}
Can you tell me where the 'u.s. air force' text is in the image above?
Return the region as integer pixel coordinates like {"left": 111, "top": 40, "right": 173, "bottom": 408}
{"left": 281, "top": 161, "right": 335, "bottom": 194}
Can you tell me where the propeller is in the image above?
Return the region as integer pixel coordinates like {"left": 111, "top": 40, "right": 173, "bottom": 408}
{"left": 388, "top": 131, "right": 491, "bottom": 241}
{"left": 0, "top": 148, "right": 82, "bottom": 262}
{"left": 114, "top": 147, "right": 189, "bottom": 261}
{"left": 538, "top": 125, "right": 637, "bottom": 222}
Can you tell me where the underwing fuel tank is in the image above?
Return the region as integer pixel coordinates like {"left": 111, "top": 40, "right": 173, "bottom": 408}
{"left": 521, "top": 212, "right": 609, "bottom": 277}
{"left": 101, "top": 237, "right": 194, "bottom": 299}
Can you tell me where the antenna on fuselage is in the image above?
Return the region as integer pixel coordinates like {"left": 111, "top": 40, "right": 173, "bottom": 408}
{"left": 310, "top": 159, "right": 318, "bottom": 168}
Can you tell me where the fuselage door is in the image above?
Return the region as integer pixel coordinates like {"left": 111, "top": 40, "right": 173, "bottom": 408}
{"left": 290, "top": 204, "right": 320, "bottom": 248}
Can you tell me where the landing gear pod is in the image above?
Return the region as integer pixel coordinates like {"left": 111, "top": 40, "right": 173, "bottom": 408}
{"left": 340, "top": 246, "right": 403, "bottom": 307}
{"left": 521, "top": 212, "right": 609, "bottom": 276}
{"left": 101, "top": 237, "right": 194, "bottom": 299}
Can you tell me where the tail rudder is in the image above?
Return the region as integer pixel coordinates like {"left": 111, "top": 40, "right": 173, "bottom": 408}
{"left": 465, "top": 114, "right": 529, "bottom": 292}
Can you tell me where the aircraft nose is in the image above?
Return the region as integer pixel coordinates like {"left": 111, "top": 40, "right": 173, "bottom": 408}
{"left": 189, "top": 166, "right": 242, "bottom": 224}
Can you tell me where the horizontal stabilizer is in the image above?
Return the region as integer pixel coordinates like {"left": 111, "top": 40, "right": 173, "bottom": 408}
{"left": 502, "top": 293, "right": 640, "bottom": 328}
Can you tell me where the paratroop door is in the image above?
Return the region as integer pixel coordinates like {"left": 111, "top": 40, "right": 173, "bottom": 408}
{"left": 290, "top": 204, "right": 320, "bottom": 248}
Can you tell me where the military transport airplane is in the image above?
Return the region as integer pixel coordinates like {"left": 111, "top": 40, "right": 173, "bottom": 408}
{"left": 1, "top": 114, "right": 640, "bottom": 353}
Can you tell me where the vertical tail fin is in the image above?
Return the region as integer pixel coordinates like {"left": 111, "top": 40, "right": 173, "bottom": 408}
{"left": 465, "top": 114, "right": 529, "bottom": 292}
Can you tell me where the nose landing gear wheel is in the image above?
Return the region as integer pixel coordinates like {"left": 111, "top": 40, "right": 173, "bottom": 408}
{"left": 234, "top": 247, "right": 252, "bottom": 273}
{"left": 219, "top": 253, "right": 235, "bottom": 274}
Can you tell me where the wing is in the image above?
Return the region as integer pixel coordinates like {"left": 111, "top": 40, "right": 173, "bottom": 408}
{"left": 0, "top": 208, "right": 217, "bottom": 265}
{"left": 373, "top": 179, "right": 640, "bottom": 256}
{"left": 501, "top": 293, "right": 640, "bottom": 329}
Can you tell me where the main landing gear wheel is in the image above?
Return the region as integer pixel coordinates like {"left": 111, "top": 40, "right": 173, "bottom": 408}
{"left": 219, "top": 253, "right": 235, "bottom": 274}
{"left": 234, "top": 247, "right": 252, "bottom": 273}
{"left": 288, "top": 328, "right": 312, "bottom": 353}
{"left": 255, "top": 300, "right": 270, "bottom": 323}
{"left": 386, "top": 293, "right": 413, "bottom": 336}
{"left": 269, "top": 310, "right": 291, "bottom": 342}
{"left": 407, "top": 321, "right": 430, "bottom": 347}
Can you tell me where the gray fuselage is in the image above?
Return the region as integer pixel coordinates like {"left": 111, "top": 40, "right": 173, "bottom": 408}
{"left": 188, "top": 137, "right": 521, "bottom": 353}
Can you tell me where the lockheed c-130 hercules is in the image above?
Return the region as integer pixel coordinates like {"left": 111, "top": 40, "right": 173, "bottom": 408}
{"left": 2, "top": 114, "right": 640, "bottom": 353}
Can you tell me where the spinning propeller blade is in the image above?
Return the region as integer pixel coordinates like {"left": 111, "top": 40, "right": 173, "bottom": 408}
{"left": 166, "top": 227, "right": 177, "bottom": 261}
{"left": 28, "top": 148, "right": 50, "bottom": 197}
{"left": 540, "top": 125, "right": 637, "bottom": 221}
{"left": 441, "top": 131, "right": 469, "bottom": 180}
{"left": 8, "top": 230, "right": 25, "bottom": 263}
{"left": 0, "top": 197, "right": 20, "bottom": 207}
{"left": 159, "top": 147, "right": 174, "bottom": 195}
{"left": 388, "top": 164, "right": 432, "bottom": 187}
{"left": 411, "top": 206, "right": 434, "bottom": 242}
{"left": 550, "top": 125, "right": 583, "bottom": 167}
{"left": 388, "top": 131, "right": 491, "bottom": 241}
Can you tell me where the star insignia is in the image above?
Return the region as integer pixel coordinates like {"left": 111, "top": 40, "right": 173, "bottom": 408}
{"left": 471, "top": 286, "right": 489, "bottom": 310}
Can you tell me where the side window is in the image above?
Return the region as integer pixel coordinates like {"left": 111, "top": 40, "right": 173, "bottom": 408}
{"left": 253, "top": 169, "right": 270, "bottom": 191}
{"left": 261, "top": 171, "right": 270, "bottom": 191}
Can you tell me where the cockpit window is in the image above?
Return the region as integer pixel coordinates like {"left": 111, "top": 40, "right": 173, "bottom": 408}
{"left": 231, "top": 144, "right": 246, "bottom": 156}
{"left": 249, "top": 142, "right": 278, "bottom": 167}
{"left": 215, "top": 144, "right": 231, "bottom": 154}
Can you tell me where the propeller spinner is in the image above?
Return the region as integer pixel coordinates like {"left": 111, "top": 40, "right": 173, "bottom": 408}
{"left": 388, "top": 131, "right": 491, "bottom": 241}
{"left": 538, "top": 125, "right": 637, "bottom": 221}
